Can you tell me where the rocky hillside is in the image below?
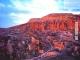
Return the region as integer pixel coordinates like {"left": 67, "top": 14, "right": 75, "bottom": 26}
{"left": 9, "top": 13, "right": 80, "bottom": 32}
{"left": 0, "top": 13, "right": 80, "bottom": 60}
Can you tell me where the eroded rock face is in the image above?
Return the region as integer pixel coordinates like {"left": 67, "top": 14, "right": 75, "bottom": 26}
{"left": 9, "top": 13, "right": 80, "bottom": 33}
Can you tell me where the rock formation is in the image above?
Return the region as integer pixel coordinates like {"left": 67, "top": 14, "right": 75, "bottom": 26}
{"left": 0, "top": 13, "right": 80, "bottom": 60}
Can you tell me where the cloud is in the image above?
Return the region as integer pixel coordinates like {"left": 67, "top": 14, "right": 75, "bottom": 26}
{"left": 9, "top": 0, "right": 80, "bottom": 25}
{"left": 9, "top": 12, "right": 31, "bottom": 24}
{"left": 0, "top": 3, "right": 5, "bottom": 8}
{"left": 64, "top": 0, "right": 80, "bottom": 10}
{"left": 9, "top": 0, "right": 61, "bottom": 24}
{"left": 10, "top": 0, "right": 60, "bottom": 13}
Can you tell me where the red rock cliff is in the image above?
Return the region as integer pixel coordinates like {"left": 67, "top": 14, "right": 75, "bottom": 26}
{"left": 10, "top": 13, "right": 80, "bottom": 32}
{"left": 27, "top": 13, "right": 80, "bottom": 32}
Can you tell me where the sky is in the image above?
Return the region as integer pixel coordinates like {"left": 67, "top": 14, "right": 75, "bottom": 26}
{"left": 0, "top": 0, "right": 80, "bottom": 28}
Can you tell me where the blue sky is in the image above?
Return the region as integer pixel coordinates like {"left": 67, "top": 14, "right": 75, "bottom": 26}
{"left": 0, "top": 0, "right": 80, "bottom": 28}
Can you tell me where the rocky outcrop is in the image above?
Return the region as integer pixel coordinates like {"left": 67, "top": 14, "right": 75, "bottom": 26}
{"left": 0, "top": 13, "right": 80, "bottom": 60}
{"left": 9, "top": 13, "right": 80, "bottom": 32}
